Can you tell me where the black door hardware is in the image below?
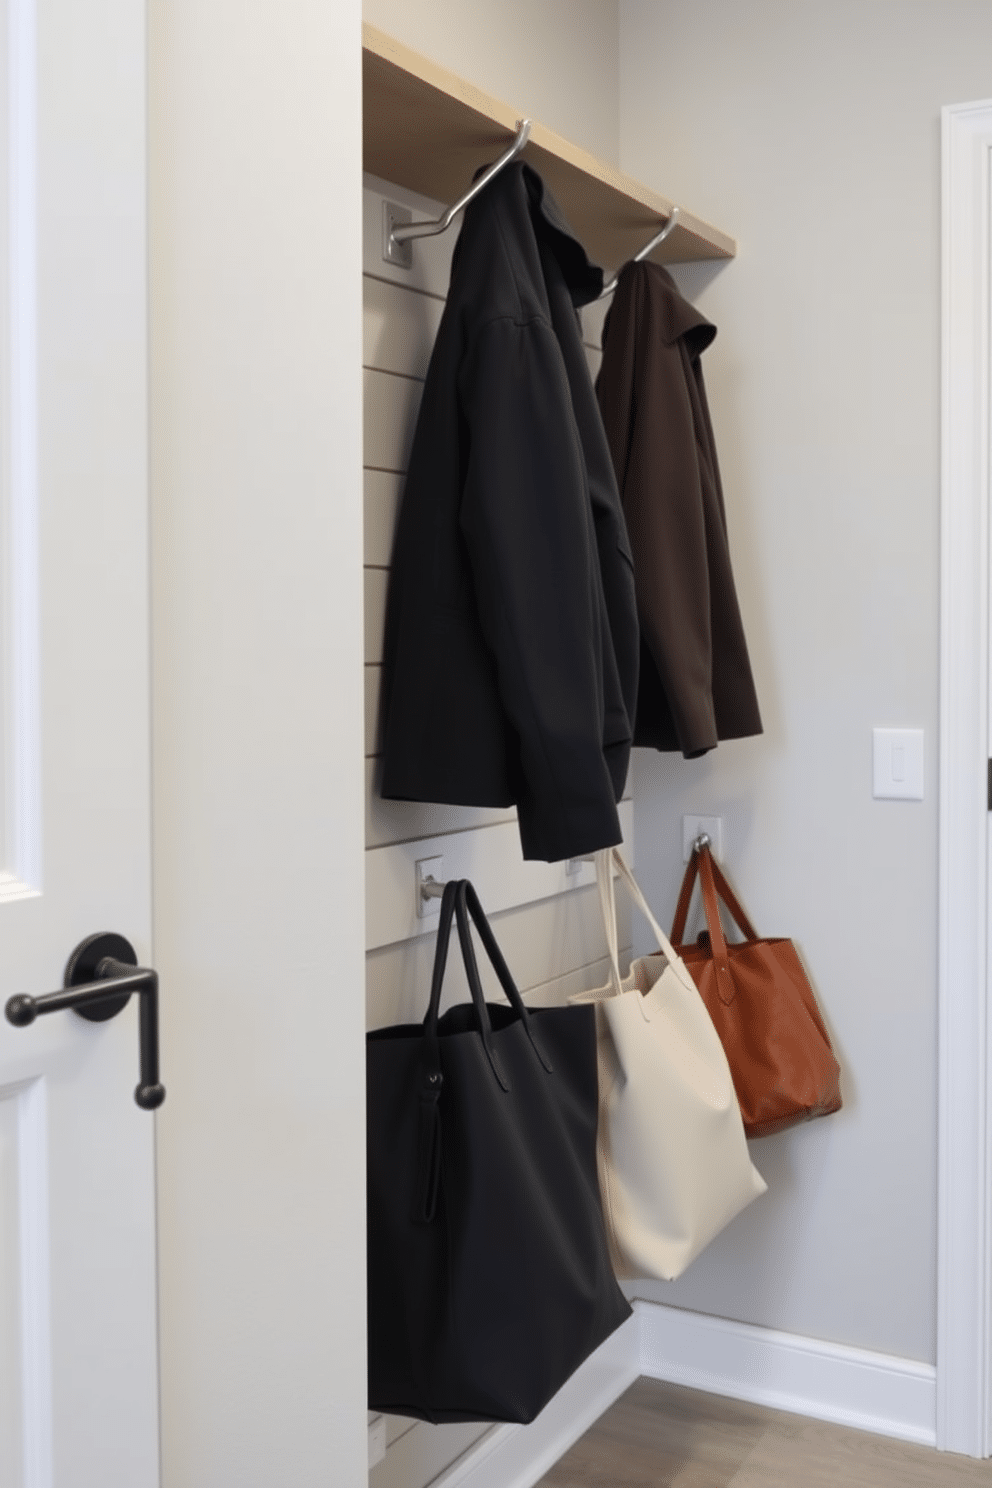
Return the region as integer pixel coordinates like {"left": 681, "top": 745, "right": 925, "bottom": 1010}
{"left": 5, "top": 932, "right": 165, "bottom": 1110}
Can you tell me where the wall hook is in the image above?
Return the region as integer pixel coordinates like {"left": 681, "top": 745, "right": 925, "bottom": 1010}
{"left": 389, "top": 118, "right": 532, "bottom": 251}
{"left": 599, "top": 205, "right": 681, "bottom": 298}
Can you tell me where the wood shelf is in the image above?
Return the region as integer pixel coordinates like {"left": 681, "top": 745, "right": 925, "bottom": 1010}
{"left": 362, "top": 24, "right": 735, "bottom": 270}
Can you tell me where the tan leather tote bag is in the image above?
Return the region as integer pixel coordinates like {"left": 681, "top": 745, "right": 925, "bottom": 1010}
{"left": 669, "top": 842, "right": 843, "bottom": 1139}
{"left": 569, "top": 849, "right": 765, "bottom": 1281}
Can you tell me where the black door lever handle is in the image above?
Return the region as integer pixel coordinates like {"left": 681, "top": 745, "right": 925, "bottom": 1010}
{"left": 5, "top": 932, "right": 165, "bottom": 1110}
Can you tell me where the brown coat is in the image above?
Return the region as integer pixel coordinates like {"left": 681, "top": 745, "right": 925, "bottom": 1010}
{"left": 596, "top": 261, "right": 762, "bottom": 757}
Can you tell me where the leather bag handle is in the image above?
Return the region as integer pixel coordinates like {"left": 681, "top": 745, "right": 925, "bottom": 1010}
{"left": 414, "top": 879, "right": 552, "bottom": 1224}
{"left": 695, "top": 848, "right": 736, "bottom": 1006}
{"left": 671, "top": 844, "right": 759, "bottom": 945}
{"left": 596, "top": 849, "right": 625, "bottom": 997}
{"left": 596, "top": 847, "right": 690, "bottom": 997}
{"left": 451, "top": 882, "right": 511, "bottom": 1092}
{"left": 422, "top": 877, "right": 462, "bottom": 1077}
{"left": 610, "top": 847, "right": 686, "bottom": 968}
{"left": 672, "top": 844, "right": 757, "bottom": 1008}
{"left": 422, "top": 877, "right": 554, "bottom": 1094}
{"left": 455, "top": 880, "right": 554, "bottom": 1077}
{"left": 414, "top": 877, "right": 460, "bottom": 1223}
{"left": 421, "top": 879, "right": 510, "bottom": 1090}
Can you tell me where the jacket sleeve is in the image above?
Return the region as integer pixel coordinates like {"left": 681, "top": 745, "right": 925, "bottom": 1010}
{"left": 457, "top": 313, "right": 625, "bottom": 862}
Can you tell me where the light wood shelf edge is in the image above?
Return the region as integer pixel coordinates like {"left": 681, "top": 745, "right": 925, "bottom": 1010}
{"left": 362, "top": 23, "right": 735, "bottom": 269}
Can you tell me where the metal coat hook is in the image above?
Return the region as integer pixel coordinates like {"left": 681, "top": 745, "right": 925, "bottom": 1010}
{"left": 599, "top": 205, "right": 681, "bottom": 299}
{"left": 421, "top": 874, "right": 447, "bottom": 903}
{"left": 693, "top": 832, "right": 712, "bottom": 854}
{"left": 389, "top": 118, "right": 533, "bottom": 253}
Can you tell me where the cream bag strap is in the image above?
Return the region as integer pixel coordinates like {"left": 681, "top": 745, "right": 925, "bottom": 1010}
{"left": 575, "top": 847, "right": 766, "bottom": 1283}
{"left": 595, "top": 848, "right": 624, "bottom": 997}
{"left": 595, "top": 847, "right": 691, "bottom": 997}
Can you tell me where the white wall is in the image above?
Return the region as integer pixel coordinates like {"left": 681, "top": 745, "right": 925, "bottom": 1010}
{"left": 618, "top": 0, "right": 992, "bottom": 1364}
{"left": 363, "top": 0, "right": 620, "bottom": 165}
{"left": 149, "top": 4, "right": 367, "bottom": 1484}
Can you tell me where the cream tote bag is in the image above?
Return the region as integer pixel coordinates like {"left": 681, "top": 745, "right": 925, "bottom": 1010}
{"left": 569, "top": 849, "right": 766, "bottom": 1281}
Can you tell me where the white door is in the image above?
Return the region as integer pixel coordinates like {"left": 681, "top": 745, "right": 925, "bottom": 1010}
{"left": 0, "top": 1, "right": 158, "bottom": 1483}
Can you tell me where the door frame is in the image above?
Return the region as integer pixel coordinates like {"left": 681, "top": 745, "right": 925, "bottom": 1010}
{"left": 4, "top": 0, "right": 41, "bottom": 900}
{"left": 938, "top": 97, "right": 992, "bottom": 1458}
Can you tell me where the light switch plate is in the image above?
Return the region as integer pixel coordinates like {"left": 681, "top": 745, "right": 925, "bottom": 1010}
{"left": 872, "top": 727, "right": 924, "bottom": 800}
{"left": 682, "top": 814, "right": 723, "bottom": 863}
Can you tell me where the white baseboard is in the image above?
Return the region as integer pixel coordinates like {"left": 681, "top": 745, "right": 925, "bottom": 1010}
{"left": 400, "top": 1302, "right": 937, "bottom": 1487}
{"left": 432, "top": 1314, "right": 641, "bottom": 1488}
{"left": 635, "top": 1299, "right": 937, "bottom": 1447}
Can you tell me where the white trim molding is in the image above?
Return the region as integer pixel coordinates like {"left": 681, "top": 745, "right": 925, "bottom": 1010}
{"left": 637, "top": 1301, "right": 936, "bottom": 1448}
{"left": 383, "top": 1305, "right": 940, "bottom": 1488}
{"left": 2, "top": 0, "right": 41, "bottom": 899}
{"left": 424, "top": 1315, "right": 639, "bottom": 1488}
{"left": 938, "top": 97, "right": 992, "bottom": 1459}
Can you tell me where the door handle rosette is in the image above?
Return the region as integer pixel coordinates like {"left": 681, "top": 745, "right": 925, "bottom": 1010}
{"left": 5, "top": 932, "right": 164, "bottom": 1109}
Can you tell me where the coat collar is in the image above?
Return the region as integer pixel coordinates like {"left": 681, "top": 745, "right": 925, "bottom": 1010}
{"left": 453, "top": 160, "right": 604, "bottom": 308}
{"left": 607, "top": 260, "right": 717, "bottom": 355}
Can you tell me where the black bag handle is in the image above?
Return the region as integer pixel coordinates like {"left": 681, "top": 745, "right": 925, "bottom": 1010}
{"left": 456, "top": 881, "right": 554, "bottom": 1076}
{"left": 452, "top": 882, "right": 511, "bottom": 1091}
{"left": 421, "top": 878, "right": 510, "bottom": 1092}
{"left": 413, "top": 879, "right": 552, "bottom": 1224}
{"left": 421, "top": 879, "right": 554, "bottom": 1082}
{"left": 412, "top": 878, "right": 459, "bottom": 1225}
{"left": 421, "top": 877, "right": 460, "bottom": 1074}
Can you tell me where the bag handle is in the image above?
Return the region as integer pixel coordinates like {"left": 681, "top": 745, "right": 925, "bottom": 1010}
{"left": 596, "top": 849, "right": 624, "bottom": 997}
{"left": 414, "top": 879, "right": 552, "bottom": 1225}
{"left": 414, "top": 877, "right": 460, "bottom": 1224}
{"left": 596, "top": 847, "right": 687, "bottom": 997}
{"left": 672, "top": 844, "right": 754, "bottom": 1008}
{"left": 420, "top": 878, "right": 509, "bottom": 1091}
{"left": 421, "top": 877, "right": 462, "bottom": 1079}
{"left": 671, "top": 843, "right": 759, "bottom": 945}
{"left": 454, "top": 880, "right": 554, "bottom": 1077}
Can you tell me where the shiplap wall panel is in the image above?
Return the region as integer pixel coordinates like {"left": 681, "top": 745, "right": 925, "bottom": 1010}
{"left": 364, "top": 470, "right": 402, "bottom": 567}
{"left": 364, "top": 272, "right": 444, "bottom": 380}
{"left": 366, "top": 882, "right": 632, "bottom": 1026}
{"left": 363, "top": 366, "right": 422, "bottom": 473}
{"left": 363, "top": 172, "right": 456, "bottom": 298}
{"left": 365, "top": 665, "right": 382, "bottom": 757}
{"left": 365, "top": 757, "right": 517, "bottom": 849}
{"left": 364, "top": 567, "right": 389, "bottom": 665}
{"left": 368, "top": 946, "right": 626, "bottom": 1031}
{"left": 362, "top": 177, "right": 637, "bottom": 1488}
{"left": 370, "top": 1419, "right": 494, "bottom": 1488}
{"left": 532, "top": 953, "right": 625, "bottom": 1006}
{"left": 365, "top": 802, "right": 634, "bottom": 952}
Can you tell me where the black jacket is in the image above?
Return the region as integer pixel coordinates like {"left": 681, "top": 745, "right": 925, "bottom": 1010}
{"left": 379, "top": 163, "right": 638, "bottom": 862}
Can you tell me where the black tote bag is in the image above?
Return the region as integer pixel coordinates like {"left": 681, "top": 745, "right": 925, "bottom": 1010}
{"left": 367, "top": 879, "right": 631, "bottom": 1424}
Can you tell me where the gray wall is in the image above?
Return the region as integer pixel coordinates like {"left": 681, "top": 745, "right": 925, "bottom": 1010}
{"left": 364, "top": 0, "right": 621, "bottom": 164}
{"left": 361, "top": 0, "right": 992, "bottom": 1377}
{"left": 619, "top": 0, "right": 992, "bottom": 1363}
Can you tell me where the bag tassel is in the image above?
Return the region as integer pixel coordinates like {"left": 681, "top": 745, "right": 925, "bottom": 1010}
{"left": 413, "top": 1070, "right": 443, "bottom": 1224}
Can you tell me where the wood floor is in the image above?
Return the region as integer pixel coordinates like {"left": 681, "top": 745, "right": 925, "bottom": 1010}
{"left": 535, "top": 1379, "right": 992, "bottom": 1487}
